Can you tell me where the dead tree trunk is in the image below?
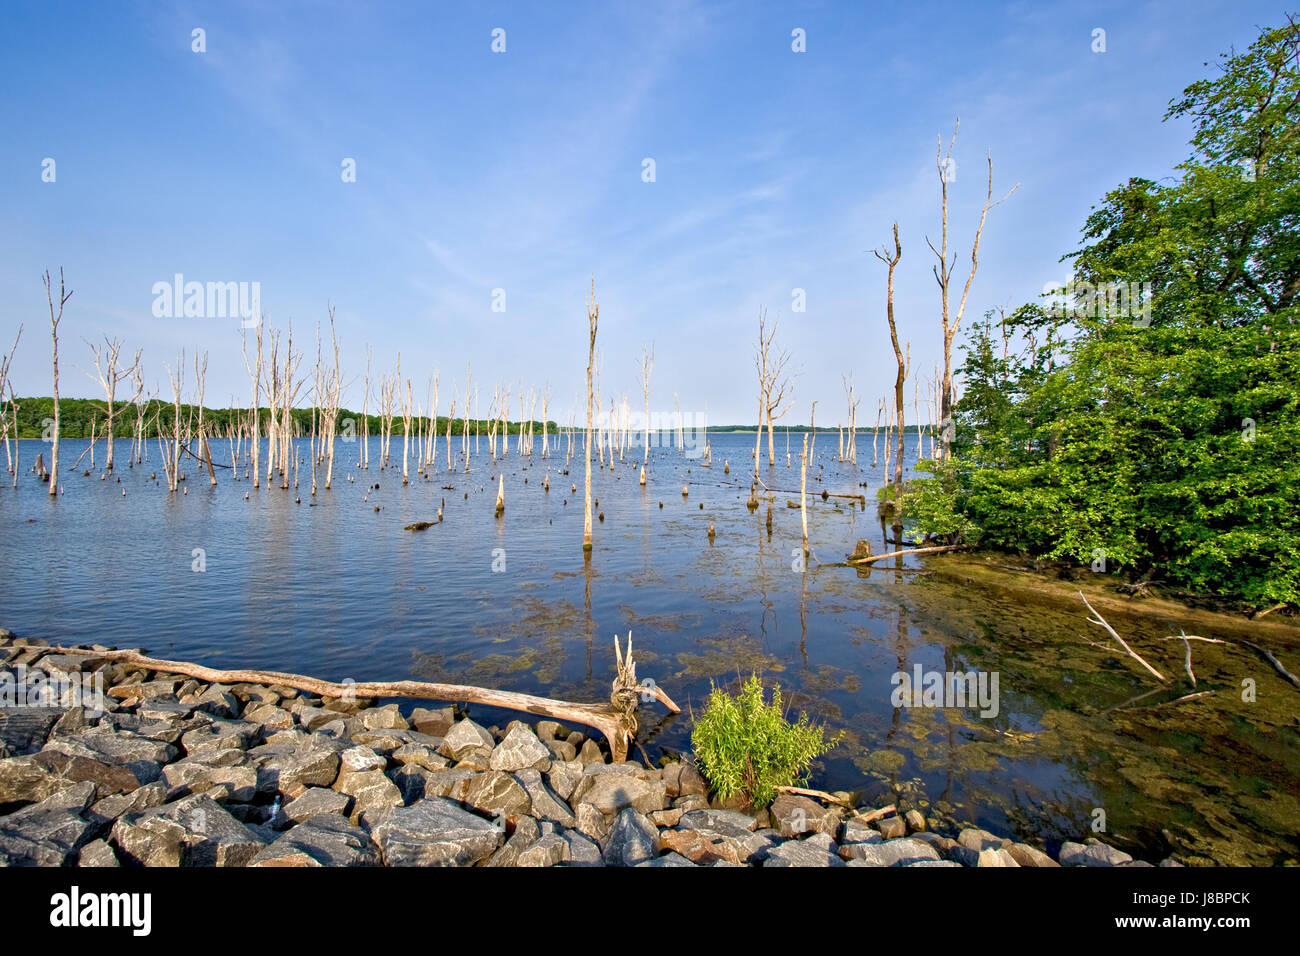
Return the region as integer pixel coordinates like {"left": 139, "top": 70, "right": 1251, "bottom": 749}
{"left": 584, "top": 279, "right": 599, "bottom": 552}
{"left": 43, "top": 269, "right": 72, "bottom": 496}
{"left": 875, "top": 222, "right": 905, "bottom": 491}
{"left": 927, "top": 120, "right": 1018, "bottom": 459}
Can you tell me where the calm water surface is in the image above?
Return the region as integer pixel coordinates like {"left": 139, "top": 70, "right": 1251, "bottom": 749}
{"left": 1, "top": 432, "right": 1296, "bottom": 864}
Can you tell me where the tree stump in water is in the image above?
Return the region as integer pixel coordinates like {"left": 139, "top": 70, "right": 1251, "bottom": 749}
{"left": 850, "top": 539, "right": 873, "bottom": 562}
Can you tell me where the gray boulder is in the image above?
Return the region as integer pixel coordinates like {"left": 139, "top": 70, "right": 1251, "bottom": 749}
{"left": 1058, "top": 840, "right": 1133, "bottom": 866}
{"left": 250, "top": 814, "right": 380, "bottom": 866}
{"left": 603, "top": 808, "right": 660, "bottom": 866}
{"left": 489, "top": 724, "right": 551, "bottom": 772}
{"left": 110, "top": 793, "right": 266, "bottom": 867}
{"left": 283, "top": 787, "right": 351, "bottom": 824}
{"left": 368, "top": 798, "right": 504, "bottom": 866}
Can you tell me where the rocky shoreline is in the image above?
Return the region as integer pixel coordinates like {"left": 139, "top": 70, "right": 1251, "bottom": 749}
{"left": 0, "top": 632, "right": 1179, "bottom": 868}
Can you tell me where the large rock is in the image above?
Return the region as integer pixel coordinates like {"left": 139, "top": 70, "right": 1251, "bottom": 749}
{"left": 661, "top": 828, "right": 743, "bottom": 865}
{"left": 250, "top": 814, "right": 381, "bottom": 866}
{"left": 77, "top": 839, "right": 120, "bottom": 867}
{"left": 957, "top": 827, "right": 1005, "bottom": 852}
{"left": 42, "top": 728, "right": 176, "bottom": 784}
{"left": 677, "top": 763, "right": 708, "bottom": 797}
{"left": 108, "top": 679, "right": 179, "bottom": 702}
{"left": 1058, "top": 840, "right": 1133, "bottom": 866}
{"left": 137, "top": 697, "right": 196, "bottom": 722}
{"left": 875, "top": 815, "right": 907, "bottom": 840}
{"left": 181, "top": 718, "right": 261, "bottom": 755}
{"left": 438, "top": 719, "right": 495, "bottom": 761}
{"left": 247, "top": 741, "right": 342, "bottom": 798}
{"left": 559, "top": 829, "right": 604, "bottom": 866}
{"left": 162, "top": 751, "right": 258, "bottom": 803}
{"left": 243, "top": 703, "right": 294, "bottom": 730}
{"left": 1006, "top": 842, "right": 1060, "bottom": 867}
{"left": 409, "top": 706, "right": 455, "bottom": 737}
{"left": 87, "top": 782, "right": 168, "bottom": 828}
{"left": 489, "top": 724, "right": 551, "bottom": 772}
{"left": 978, "top": 847, "right": 1020, "bottom": 867}
{"left": 188, "top": 685, "right": 239, "bottom": 719}
{"left": 546, "top": 760, "right": 583, "bottom": 803}
{"left": 283, "top": 787, "right": 351, "bottom": 824}
{"left": 390, "top": 743, "right": 449, "bottom": 772}
{"left": 332, "top": 765, "right": 402, "bottom": 825}
{"left": 603, "top": 808, "right": 661, "bottom": 866}
{"left": 516, "top": 769, "right": 575, "bottom": 827}
{"left": 764, "top": 833, "right": 845, "bottom": 867}
{"left": 368, "top": 798, "right": 504, "bottom": 866}
{"left": 0, "top": 755, "right": 67, "bottom": 804}
{"left": 339, "top": 745, "right": 386, "bottom": 773}
{"left": 388, "top": 765, "right": 436, "bottom": 804}
{"left": 571, "top": 769, "right": 666, "bottom": 815}
{"left": 0, "top": 707, "right": 64, "bottom": 757}
{"left": 360, "top": 704, "right": 408, "bottom": 731}
{"left": 418, "top": 768, "right": 478, "bottom": 802}
{"left": 517, "top": 833, "right": 570, "bottom": 867}
{"left": 574, "top": 802, "right": 612, "bottom": 843}
{"left": 486, "top": 816, "right": 541, "bottom": 867}
{"left": 840, "top": 837, "right": 941, "bottom": 866}
{"left": 110, "top": 793, "right": 265, "bottom": 867}
{"left": 463, "top": 771, "right": 531, "bottom": 818}
{"left": 840, "top": 818, "right": 883, "bottom": 845}
{"left": 771, "top": 793, "right": 838, "bottom": 838}
{"left": 0, "top": 781, "right": 99, "bottom": 865}
{"left": 678, "top": 808, "right": 758, "bottom": 837}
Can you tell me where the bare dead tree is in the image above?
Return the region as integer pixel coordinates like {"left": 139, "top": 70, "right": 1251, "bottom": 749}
{"left": 875, "top": 222, "right": 906, "bottom": 490}
{"left": 0, "top": 325, "right": 21, "bottom": 482}
{"left": 584, "top": 278, "right": 599, "bottom": 552}
{"left": 43, "top": 269, "right": 73, "bottom": 496}
{"left": 194, "top": 351, "right": 217, "bottom": 486}
{"left": 84, "top": 335, "right": 142, "bottom": 474}
{"left": 463, "top": 361, "right": 472, "bottom": 471}
{"left": 754, "top": 309, "right": 795, "bottom": 471}
{"left": 241, "top": 319, "right": 265, "bottom": 488}
{"left": 163, "top": 353, "right": 185, "bottom": 493}
{"left": 323, "top": 308, "right": 342, "bottom": 489}
{"left": 542, "top": 383, "right": 552, "bottom": 459}
{"left": 639, "top": 342, "right": 654, "bottom": 467}
{"left": 926, "top": 119, "right": 1019, "bottom": 458}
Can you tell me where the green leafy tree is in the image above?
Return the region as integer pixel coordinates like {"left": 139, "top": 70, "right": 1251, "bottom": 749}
{"left": 904, "top": 20, "right": 1300, "bottom": 609}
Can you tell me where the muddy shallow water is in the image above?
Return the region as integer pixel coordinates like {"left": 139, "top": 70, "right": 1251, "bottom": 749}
{"left": 1, "top": 432, "right": 1296, "bottom": 864}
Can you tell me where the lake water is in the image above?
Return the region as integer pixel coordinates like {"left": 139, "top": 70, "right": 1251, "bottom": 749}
{"left": 1, "top": 431, "right": 1296, "bottom": 865}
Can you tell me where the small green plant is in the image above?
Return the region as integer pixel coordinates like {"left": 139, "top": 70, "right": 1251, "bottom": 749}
{"left": 691, "top": 674, "right": 842, "bottom": 808}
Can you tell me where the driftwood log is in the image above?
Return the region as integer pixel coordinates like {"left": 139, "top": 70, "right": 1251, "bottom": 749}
{"left": 47, "top": 632, "right": 678, "bottom": 762}
{"left": 845, "top": 544, "right": 967, "bottom": 566}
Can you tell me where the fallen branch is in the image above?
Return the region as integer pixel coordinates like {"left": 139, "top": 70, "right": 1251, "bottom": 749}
{"left": 47, "top": 632, "right": 678, "bottom": 762}
{"left": 1079, "top": 592, "right": 1167, "bottom": 683}
{"left": 1147, "top": 690, "right": 1216, "bottom": 709}
{"left": 1241, "top": 640, "right": 1300, "bottom": 689}
{"left": 853, "top": 804, "right": 897, "bottom": 823}
{"left": 1253, "top": 602, "right": 1289, "bottom": 620}
{"left": 1160, "top": 634, "right": 1300, "bottom": 690}
{"left": 774, "top": 785, "right": 854, "bottom": 809}
{"left": 848, "top": 545, "right": 966, "bottom": 566}
{"left": 1180, "top": 632, "right": 1196, "bottom": 687}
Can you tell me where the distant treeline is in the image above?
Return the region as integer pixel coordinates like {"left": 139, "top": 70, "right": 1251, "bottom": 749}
{"left": 5, "top": 397, "right": 556, "bottom": 440}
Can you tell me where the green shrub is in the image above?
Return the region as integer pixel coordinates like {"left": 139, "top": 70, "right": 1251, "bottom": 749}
{"left": 691, "top": 674, "right": 842, "bottom": 808}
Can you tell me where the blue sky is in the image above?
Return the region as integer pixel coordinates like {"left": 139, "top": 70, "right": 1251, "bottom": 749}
{"left": 0, "top": 0, "right": 1284, "bottom": 424}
